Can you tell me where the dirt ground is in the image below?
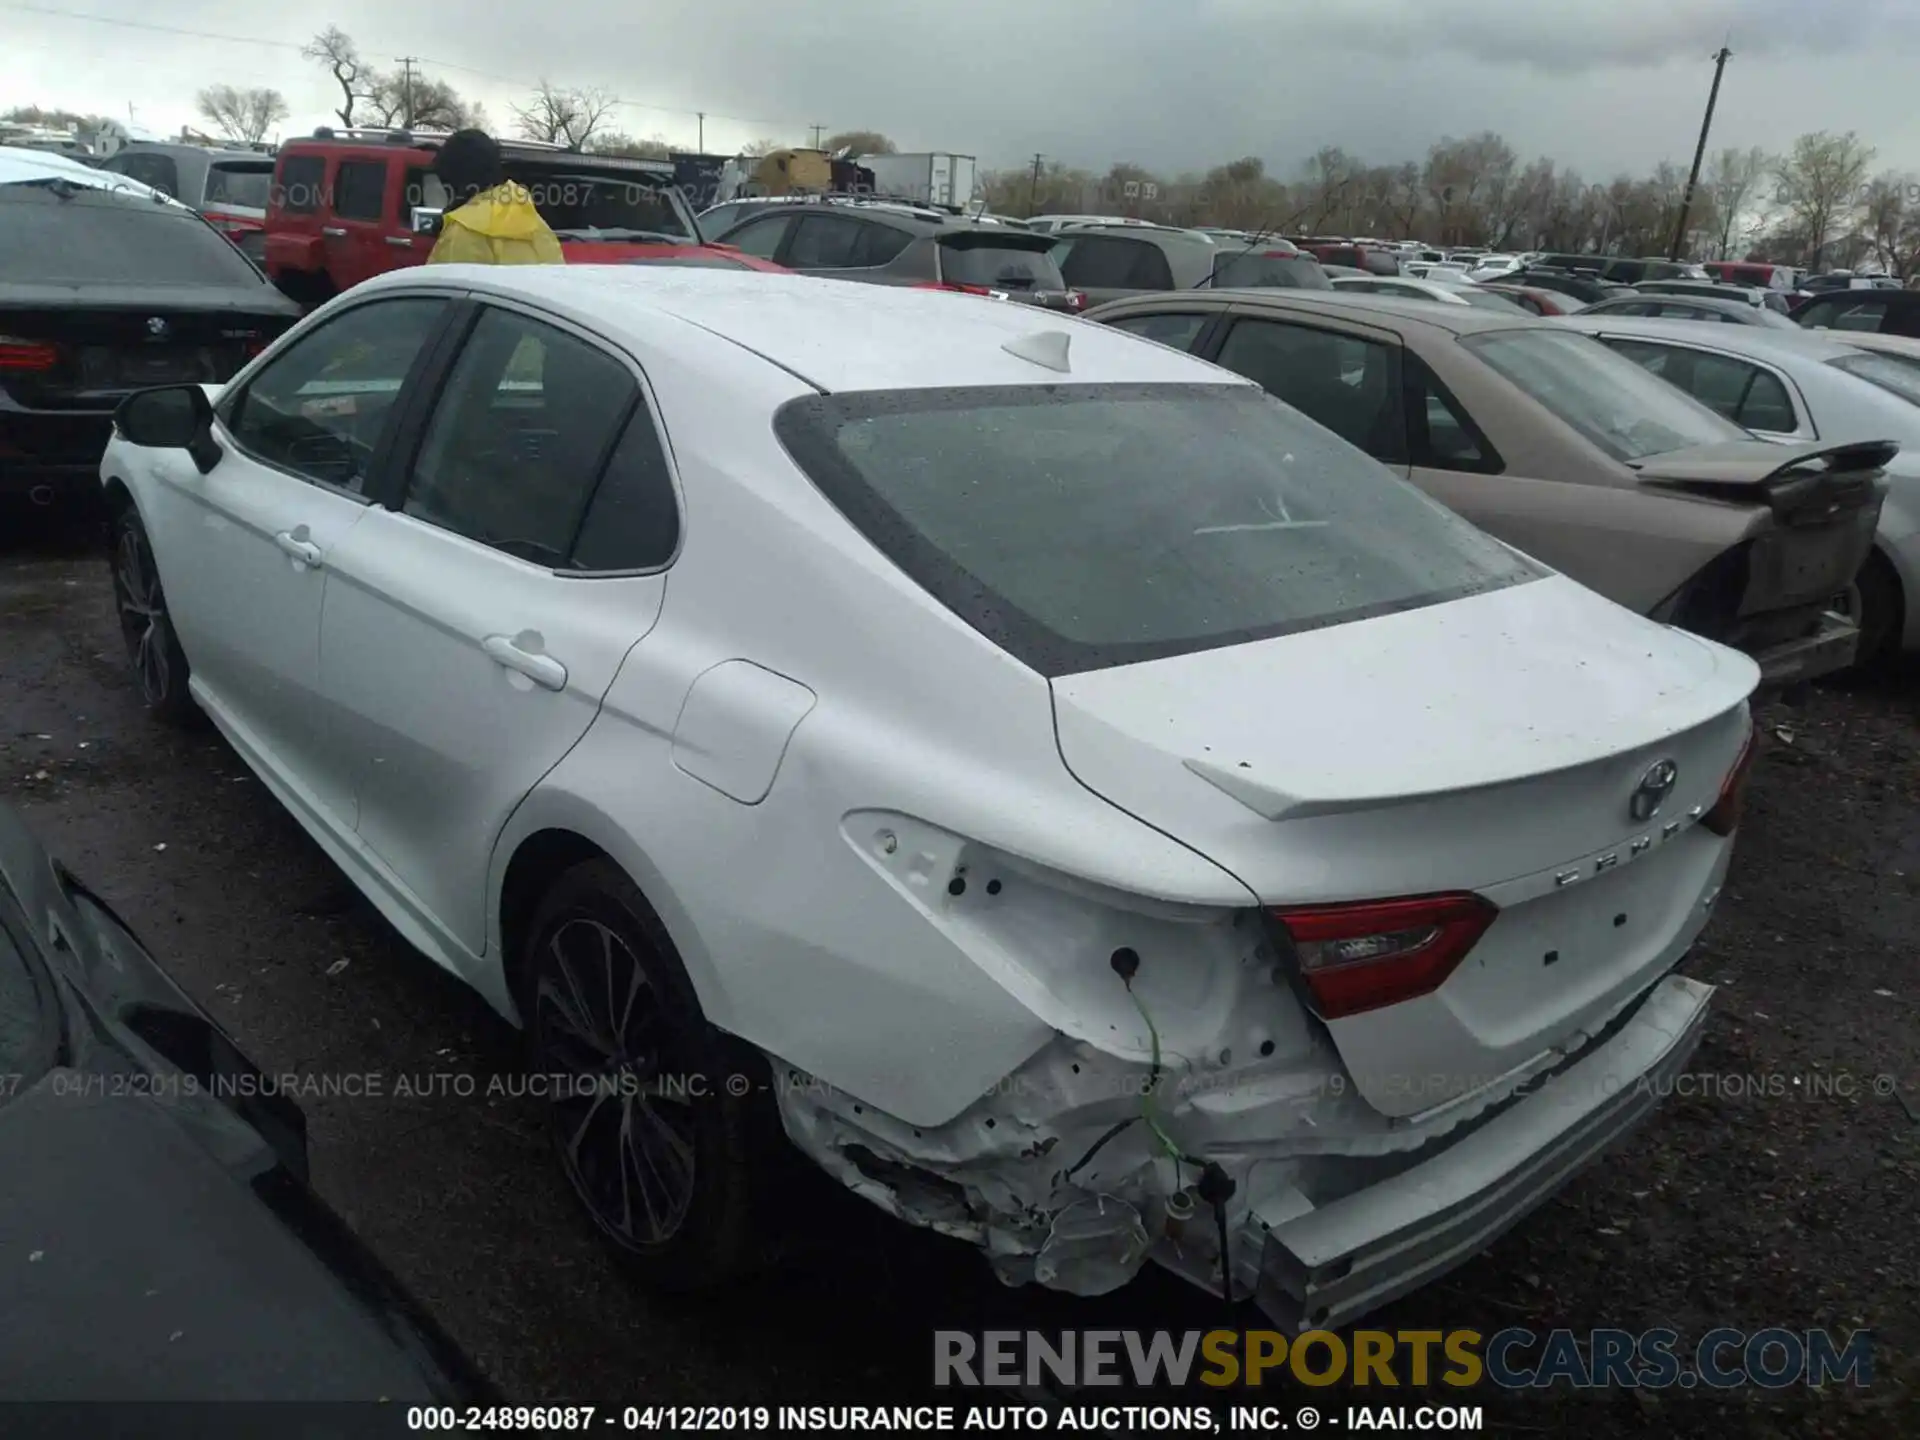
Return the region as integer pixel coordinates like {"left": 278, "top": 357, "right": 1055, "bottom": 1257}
{"left": 2, "top": 504, "right": 1915, "bottom": 1435}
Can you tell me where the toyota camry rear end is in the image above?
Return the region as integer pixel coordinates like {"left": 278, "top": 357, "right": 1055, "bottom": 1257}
{"left": 758, "top": 364, "right": 1757, "bottom": 1328}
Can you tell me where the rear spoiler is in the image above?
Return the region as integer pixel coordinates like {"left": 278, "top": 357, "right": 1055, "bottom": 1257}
{"left": 1631, "top": 438, "right": 1896, "bottom": 524}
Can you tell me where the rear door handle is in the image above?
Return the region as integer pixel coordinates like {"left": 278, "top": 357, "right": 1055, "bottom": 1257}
{"left": 321, "top": 226, "right": 348, "bottom": 238}
{"left": 274, "top": 530, "right": 323, "bottom": 567}
{"left": 385, "top": 235, "right": 414, "bottom": 248}
{"left": 483, "top": 633, "right": 567, "bottom": 691}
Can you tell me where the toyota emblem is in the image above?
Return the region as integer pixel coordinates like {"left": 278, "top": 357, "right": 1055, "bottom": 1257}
{"left": 146, "top": 316, "right": 170, "bottom": 338}
{"left": 1630, "top": 759, "right": 1679, "bottom": 822}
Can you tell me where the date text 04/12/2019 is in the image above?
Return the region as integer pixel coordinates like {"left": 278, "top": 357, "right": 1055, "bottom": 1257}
{"left": 404, "top": 1405, "right": 1253, "bottom": 1433}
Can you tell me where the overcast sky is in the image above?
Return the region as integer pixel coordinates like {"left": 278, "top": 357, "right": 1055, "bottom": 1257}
{"left": 7, "top": 0, "right": 1920, "bottom": 180}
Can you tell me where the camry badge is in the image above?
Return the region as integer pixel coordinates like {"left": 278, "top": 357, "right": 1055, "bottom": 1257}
{"left": 146, "top": 316, "right": 170, "bottom": 339}
{"left": 1630, "top": 759, "right": 1679, "bottom": 822}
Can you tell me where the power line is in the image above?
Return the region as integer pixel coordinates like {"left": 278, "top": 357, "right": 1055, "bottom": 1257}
{"left": 0, "top": 1, "right": 818, "bottom": 136}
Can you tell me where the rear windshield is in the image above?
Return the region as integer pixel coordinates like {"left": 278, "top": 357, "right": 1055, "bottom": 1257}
{"left": 938, "top": 240, "right": 1065, "bottom": 291}
{"left": 774, "top": 383, "right": 1540, "bottom": 675}
{"left": 1463, "top": 328, "right": 1747, "bottom": 462}
{"left": 205, "top": 162, "right": 272, "bottom": 210}
{"left": 1210, "top": 252, "right": 1331, "bottom": 288}
{"left": 0, "top": 186, "right": 267, "bottom": 287}
{"left": 1830, "top": 350, "right": 1920, "bottom": 407}
{"left": 507, "top": 167, "right": 694, "bottom": 241}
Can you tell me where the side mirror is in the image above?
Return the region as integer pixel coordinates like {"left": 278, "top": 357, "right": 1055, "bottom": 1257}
{"left": 116, "top": 385, "right": 222, "bottom": 474}
{"left": 411, "top": 206, "right": 444, "bottom": 236}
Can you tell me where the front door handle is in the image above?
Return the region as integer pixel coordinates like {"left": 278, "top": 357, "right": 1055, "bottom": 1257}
{"left": 483, "top": 632, "right": 567, "bottom": 691}
{"left": 385, "top": 235, "right": 415, "bottom": 248}
{"left": 274, "top": 530, "right": 323, "bottom": 567}
{"left": 321, "top": 225, "right": 348, "bottom": 238}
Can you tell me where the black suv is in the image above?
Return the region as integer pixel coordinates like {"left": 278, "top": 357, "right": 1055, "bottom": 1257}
{"left": 710, "top": 200, "right": 1086, "bottom": 312}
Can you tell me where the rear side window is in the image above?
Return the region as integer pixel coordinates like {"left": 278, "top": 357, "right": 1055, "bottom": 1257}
{"left": 774, "top": 383, "right": 1538, "bottom": 676}
{"left": 783, "top": 214, "right": 868, "bottom": 268}
{"left": 571, "top": 408, "right": 682, "bottom": 571}
{"left": 403, "top": 308, "right": 642, "bottom": 568}
{"left": 1214, "top": 318, "right": 1406, "bottom": 461}
{"left": 1105, "top": 311, "right": 1211, "bottom": 351}
{"left": 277, "top": 154, "right": 326, "bottom": 214}
{"left": 333, "top": 160, "right": 389, "bottom": 222}
{"left": 0, "top": 188, "right": 266, "bottom": 287}
{"left": 205, "top": 163, "right": 272, "bottom": 210}
{"left": 1052, "top": 235, "right": 1175, "bottom": 290}
{"left": 938, "top": 240, "right": 1064, "bottom": 291}
{"left": 720, "top": 214, "right": 792, "bottom": 259}
{"left": 1799, "top": 299, "right": 1889, "bottom": 333}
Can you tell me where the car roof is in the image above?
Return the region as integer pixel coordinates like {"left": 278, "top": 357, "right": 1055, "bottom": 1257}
{"left": 116, "top": 142, "right": 270, "bottom": 162}
{"left": 364, "top": 265, "right": 1244, "bottom": 392}
{"left": 1558, "top": 313, "right": 1858, "bottom": 363}
{"left": 1162, "top": 288, "right": 1542, "bottom": 335}
{"left": 1798, "top": 287, "right": 1920, "bottom": 308}
{"left": 1592, "top": 294, "right": 1761, "bottom": 316}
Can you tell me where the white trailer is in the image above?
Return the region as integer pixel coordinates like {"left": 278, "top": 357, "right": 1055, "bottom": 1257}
{"left": 852, "top": 152, "right": 977, "bottom": 208}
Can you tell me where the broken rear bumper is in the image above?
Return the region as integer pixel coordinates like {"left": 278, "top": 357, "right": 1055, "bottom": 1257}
{"left": 1252, "top": 972, "right": 1713, "bottom": 1331}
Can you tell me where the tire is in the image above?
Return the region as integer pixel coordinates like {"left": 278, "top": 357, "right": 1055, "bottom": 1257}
{"left": 1841, "top": 551, "right": 1903, "bottom": 672}
{"left": 108, "top": 505, "right": 200, "bottom": 727}
{"left": 522, "top": 859, "right": 776, "bottom": 1290}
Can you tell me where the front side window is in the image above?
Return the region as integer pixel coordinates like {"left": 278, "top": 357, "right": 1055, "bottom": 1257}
{"left": 1468, "top": 328, "right": 1748, "bottom": 461}
{"left": 775, "top": 383, "right": 1538, "bottom": 676}
{"left": 403, "top": 308, "right": 641, "bottom": 567}
{"left": 1799, "top": 299, "right": 1889, "bottom": 333}
{"left": 222, "top": 297, "right": 448, "bottom": 493}
{"left": 333, "top": 160, "right": 388, "bottom": 222}
{"left": 1214, "top": 319, "right": 1405, "bottom": 461}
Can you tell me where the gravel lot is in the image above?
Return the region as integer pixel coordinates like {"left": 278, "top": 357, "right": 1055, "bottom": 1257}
{"left": 3, "top": 503, "right": 1915, "bottom": 1435}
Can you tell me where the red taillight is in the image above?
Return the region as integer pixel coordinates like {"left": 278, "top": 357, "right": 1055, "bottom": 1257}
{"left": 1064, "top": 290, "right": 1088, "bottom": 310}
{"left": 1701, "top": 723, "right": 1757, "bottom": 837}
{"left": 1271, "top": 892, "right": 1497, "bottom": 1020}
{"left": 0, "top": 336, "right": 59, "bottom": 372}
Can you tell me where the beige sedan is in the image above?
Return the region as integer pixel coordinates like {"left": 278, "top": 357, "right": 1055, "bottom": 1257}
{"left": 1084, "top": 290, "right": 1891, "bottom": 684}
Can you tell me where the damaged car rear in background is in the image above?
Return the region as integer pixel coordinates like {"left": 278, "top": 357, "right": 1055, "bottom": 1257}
{"left": 103, "top": 268, "right": 1779, "bottom": 1331}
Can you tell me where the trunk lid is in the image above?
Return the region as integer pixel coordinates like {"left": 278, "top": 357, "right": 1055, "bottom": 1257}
{"left": 0, "top": 289, "right": 294, "bottom": 408}
{"left": 1633, "top": 439, "right": 1891, "bottom": 647}
{"left": 1051, "top": 575, "right": 1757, "bottom": 1118}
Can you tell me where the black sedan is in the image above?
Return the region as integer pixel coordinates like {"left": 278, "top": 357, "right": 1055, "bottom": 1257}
{"left": 1, "top": 161, "right": 300, "bottom": 507}
{"left": 0, "top": 801, "right": 496, "bottom": 1406}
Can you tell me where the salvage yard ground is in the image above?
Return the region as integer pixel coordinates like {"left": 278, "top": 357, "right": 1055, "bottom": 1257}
{"left": 2, "top": 508, "right": 1915, "bottom": 1436}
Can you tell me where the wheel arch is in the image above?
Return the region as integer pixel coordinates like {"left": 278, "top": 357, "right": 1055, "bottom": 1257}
{"left": 489, "top": 799, "right": 728, "bottom": 1034}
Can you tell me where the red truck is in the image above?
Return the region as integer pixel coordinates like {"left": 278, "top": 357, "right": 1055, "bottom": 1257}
{"left": 263, "top": 127, "right": 778, "bottom": 305}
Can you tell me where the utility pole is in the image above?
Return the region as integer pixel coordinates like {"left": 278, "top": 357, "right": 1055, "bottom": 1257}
{"left": 810, "top": 124, "right": 824, "bottom": 148}
{"left": 396, "top": 56, "right": 418, "bottom": 129}
{"left": 1669, "top": 46, "right": 1732, "bottom": 261}
{"left": 1028, "top": 152, "right": 1043, "bottom": 215}
{"left": 697, "top": 112, "right": 704, "bottom": 152}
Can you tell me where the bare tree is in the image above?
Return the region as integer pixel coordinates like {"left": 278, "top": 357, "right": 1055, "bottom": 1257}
{"left": 1703, "top": 146, "right": 1771, "bottom": 259}
{"left": 738, "top": 137, "right": 787, "bottom": 158}
{"left": 1772, "top": 131, "right": 1876, "bottom": 268}
{"left": 511, "top": 81, "right": 618, "bottom": 150}
{"left": 823, "top": 130, "right": 896, "bottom": 156}
{"left": 302, "top": 27, "right": 375, "bottom": 128}
{"left": 1860, "top": 174, "right": 1920, "bottom": 279}
{"left": 365, "top": 73, "right": 484, "bottom": 131}
{"left": 196, "top": 85, "right": 289, "bottom": 145}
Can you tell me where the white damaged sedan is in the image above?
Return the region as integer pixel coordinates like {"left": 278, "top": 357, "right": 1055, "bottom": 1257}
{"left": 100, "top": 264, "right": 1758, "bottom": 1327}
